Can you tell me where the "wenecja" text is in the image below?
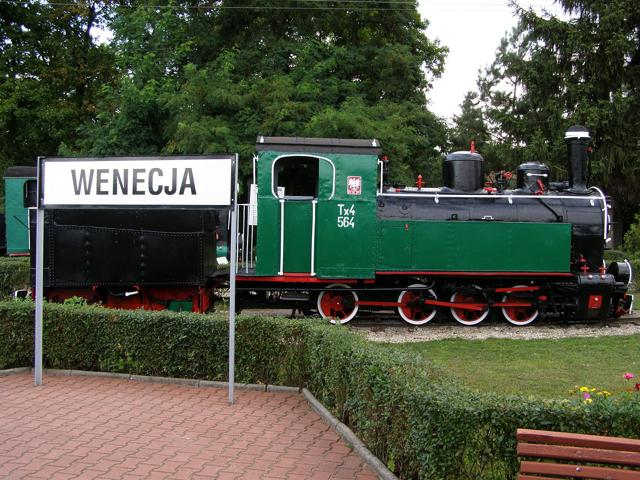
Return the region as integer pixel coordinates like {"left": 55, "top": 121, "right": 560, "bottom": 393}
{"left": 71, "top": 167, "right": 197, "bottom": 196}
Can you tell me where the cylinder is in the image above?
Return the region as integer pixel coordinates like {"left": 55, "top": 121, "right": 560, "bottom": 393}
{"left": 443, "top": 152, "right": 484, "bottom": 191}
{"left": 565, "top": 125, "right": 590, "bottom": 193}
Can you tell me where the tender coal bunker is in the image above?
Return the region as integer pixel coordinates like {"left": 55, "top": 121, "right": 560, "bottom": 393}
{"left": 50, "top": 209, "right": 221, "bottom": 233}
{"left": 32, "top": 209, "right": 219, "bottom": 287}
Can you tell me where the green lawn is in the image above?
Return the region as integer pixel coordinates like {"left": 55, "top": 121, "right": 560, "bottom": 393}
{"left": 389, "top": 335, "right": 640, "bottom": 399}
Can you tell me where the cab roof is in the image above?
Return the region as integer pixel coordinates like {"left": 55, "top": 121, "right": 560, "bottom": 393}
{"left": 255, "top": 136, "right": 382, "bottom": 155}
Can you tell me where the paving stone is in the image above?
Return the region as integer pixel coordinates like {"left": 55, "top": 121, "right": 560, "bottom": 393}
{"left": 0, "top": 373, "right": 378, "bottom": 479}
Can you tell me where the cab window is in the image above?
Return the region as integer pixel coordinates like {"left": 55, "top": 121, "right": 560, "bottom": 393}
{"left": 272, "top": 156, "right": 319, "bottom": 199}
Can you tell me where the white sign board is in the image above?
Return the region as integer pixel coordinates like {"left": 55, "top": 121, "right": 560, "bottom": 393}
{"left": 42, "top": 157, "right": 233, "bottom": 207}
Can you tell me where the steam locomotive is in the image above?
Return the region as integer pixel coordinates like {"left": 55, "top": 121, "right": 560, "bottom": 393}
{"left": 17, "top": 125, "right": 633, "bottom": 325}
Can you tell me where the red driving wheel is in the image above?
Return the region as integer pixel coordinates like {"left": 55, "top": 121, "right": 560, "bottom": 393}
{"left": 397, "top": 284, "right": 438, "bottom": 325}
{"left": 501, "top": 285, "right": 539, "bottom": 326}
{"left": 450, "top": 288, "right": 489, "bottom": 326}
{"left": 317, "top": 283, "right": 359, "bottom": 324}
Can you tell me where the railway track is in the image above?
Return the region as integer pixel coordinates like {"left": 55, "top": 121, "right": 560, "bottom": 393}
{"left": 238, "top": 307, "right": 640, "bottom": 330}
{"left": 348, "top": 313, "right": 640, "bottom": 329}
{"left": 234, "top": 307, "right": 640, "bottom": 342}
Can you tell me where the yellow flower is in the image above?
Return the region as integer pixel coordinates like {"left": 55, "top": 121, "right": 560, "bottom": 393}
{"left": 584, "top": 398, "right": 593, "bottom": 404}
{"left": 579, "top": 386, "right": 590, "bottom": 392}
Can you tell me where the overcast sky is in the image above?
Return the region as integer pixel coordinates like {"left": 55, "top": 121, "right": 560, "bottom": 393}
{"left": 418, "top": 0, "right": 568, "bottom": 122}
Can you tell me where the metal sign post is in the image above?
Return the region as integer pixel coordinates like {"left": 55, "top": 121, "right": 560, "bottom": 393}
{"left": 228, "top": 154, "right": 238, "bottom": 405}
{"left": 34, "top": 157, "right": 44, "bottom": 386}
{"left": 34, "top": 207, "right": 44, "bottom": 386}
{"left": 34, "top": 155, "right": 236, "bottom": 388}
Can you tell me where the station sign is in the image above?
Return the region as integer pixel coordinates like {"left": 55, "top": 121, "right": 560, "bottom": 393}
{"left": 33, "top": 153, "right": 240, "bottom": 404}
{"left": 40, "top": 156, "right": 234, "bottom": 208}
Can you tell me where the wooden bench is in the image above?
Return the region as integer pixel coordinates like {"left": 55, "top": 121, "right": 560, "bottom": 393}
{"left": 517, "top": 428, "right": 640, "bottom": 479}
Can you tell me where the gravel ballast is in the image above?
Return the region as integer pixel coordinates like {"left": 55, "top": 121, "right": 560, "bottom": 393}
{"left": 354, "top": 317, "right": 640, "bottom": 343}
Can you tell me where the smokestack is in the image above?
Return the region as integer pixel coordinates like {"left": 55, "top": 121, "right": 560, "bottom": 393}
{"left": 565, "top": 125, "right": 590, "bottom": 193}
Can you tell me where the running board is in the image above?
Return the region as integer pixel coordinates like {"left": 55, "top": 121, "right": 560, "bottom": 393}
{"left": 279, "top": 293, "right": 310, "bottom": 302}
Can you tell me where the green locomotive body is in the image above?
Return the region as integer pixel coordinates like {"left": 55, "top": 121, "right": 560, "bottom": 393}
{"left": 252, "top": 137, "right": 572, "bottom": 279}
{"left": 235, "top": 131, "right": 630, "bottom": 325}
{"left": 376, "top": 220, "right": 571, "bottom": 273}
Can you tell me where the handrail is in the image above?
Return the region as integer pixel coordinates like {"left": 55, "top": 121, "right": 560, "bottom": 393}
{"left": 311, "top": 200, "right": 317, "bottom": 276}
{"left": 279, "top": 199, "right": 285, "bottom": 276}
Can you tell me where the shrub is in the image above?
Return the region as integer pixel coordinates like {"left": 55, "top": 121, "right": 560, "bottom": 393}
{"left": 624, "top": 212, "right": 640, "bottom": 256}
{"left": 1, "top": 301, "right": 639, "bottom": 479}
{"left": 0, "top": 256, "right": 30, "bottom": 299}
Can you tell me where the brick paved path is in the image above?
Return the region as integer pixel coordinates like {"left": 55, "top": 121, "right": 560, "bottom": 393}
{"left": 0, "top": 373, "right": 378, "bottom": 480}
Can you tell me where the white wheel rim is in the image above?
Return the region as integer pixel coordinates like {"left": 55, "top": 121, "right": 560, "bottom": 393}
{"left": 397, "top": 284, "right": 438, "bottom": 325}
{"left": 450, "top": 290, "right": 489, "bottom": 326}
{"left": 501, "top": 285, "right": 539, "bottom": 326}
{"left": 317, "top": 283, "right": 359, "bottom": 324}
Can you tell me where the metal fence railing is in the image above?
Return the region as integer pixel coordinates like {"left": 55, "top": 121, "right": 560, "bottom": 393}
{"left": 236, "top": 203, "right": 256, "bottom": 274}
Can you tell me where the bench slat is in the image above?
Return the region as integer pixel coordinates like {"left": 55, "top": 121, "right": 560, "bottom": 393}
{"left": 518, "top": 475, "right": 567, "bottom": 480}
{"left": 517, "top": 429, "right": 640, "bottom": 453}
{"left": 520, "top": 460, "right": 640, "bottom": 479}
{"left": 518, "top": 442, "right": 640, "bottom": 467}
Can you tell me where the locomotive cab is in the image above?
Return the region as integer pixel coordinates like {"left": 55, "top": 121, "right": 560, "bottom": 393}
{"left": 252, "top": 137, "right": 381, "bottom": 279}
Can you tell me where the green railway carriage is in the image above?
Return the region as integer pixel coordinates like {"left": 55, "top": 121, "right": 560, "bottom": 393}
{"left": 235, "top": 132, "right": 631, "bottom": 325}
{"left": 3, "top": 166, "right": 36, "bottom": 256}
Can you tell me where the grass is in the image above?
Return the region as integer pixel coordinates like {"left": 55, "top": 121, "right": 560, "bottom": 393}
{"left": 389, "top": 335, "right": 640, "bottom": 399}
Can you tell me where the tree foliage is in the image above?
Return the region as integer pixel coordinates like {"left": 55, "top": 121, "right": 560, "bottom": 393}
{"left": 67, "top": 0, "right": 448, "bottom": 186}
{"left": 477, "top": 0, "right": 640, "bottom": 228}
{"left": 0, "top": 1, "right": 115, "bottom": 170}
{"left": 448, "top": 90, "right": 510, "bottom": 173}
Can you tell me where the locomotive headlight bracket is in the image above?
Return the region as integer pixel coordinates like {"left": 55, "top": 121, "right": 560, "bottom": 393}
{"left": 624, "top": 259, "right": 633, "bottom": 286}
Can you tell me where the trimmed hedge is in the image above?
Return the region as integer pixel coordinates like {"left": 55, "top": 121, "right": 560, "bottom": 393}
{"left": 0, "top": 256, "right": 30, "bottom": 299}
{"left": 1, "top": 301, "right": 639, "bottom": 479}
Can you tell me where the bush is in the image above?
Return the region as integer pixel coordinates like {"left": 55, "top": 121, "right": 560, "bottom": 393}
{"left": 1, "top": 301, "right": 639, "bottom": 479}
{"left": 0, "top": 256, "right": 30, "bottom": 299}
{"left": 624, "top": 212, "right": 640, "bottom": 256}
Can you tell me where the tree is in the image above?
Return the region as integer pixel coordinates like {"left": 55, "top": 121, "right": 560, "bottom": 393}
{"left": 0, "top": 1, "right": 115, "bottom": 170}
{"left": 450, "top": 92, "right": 488, "bottom": 150}
{"left": 478, "top": 0, "right": 640, "bottom": 229}
{"left": 74, "top": 0, "right": 449, "bottom": 186}
{"left": 451, "top": 90, "right": 531, "bottom": 177}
